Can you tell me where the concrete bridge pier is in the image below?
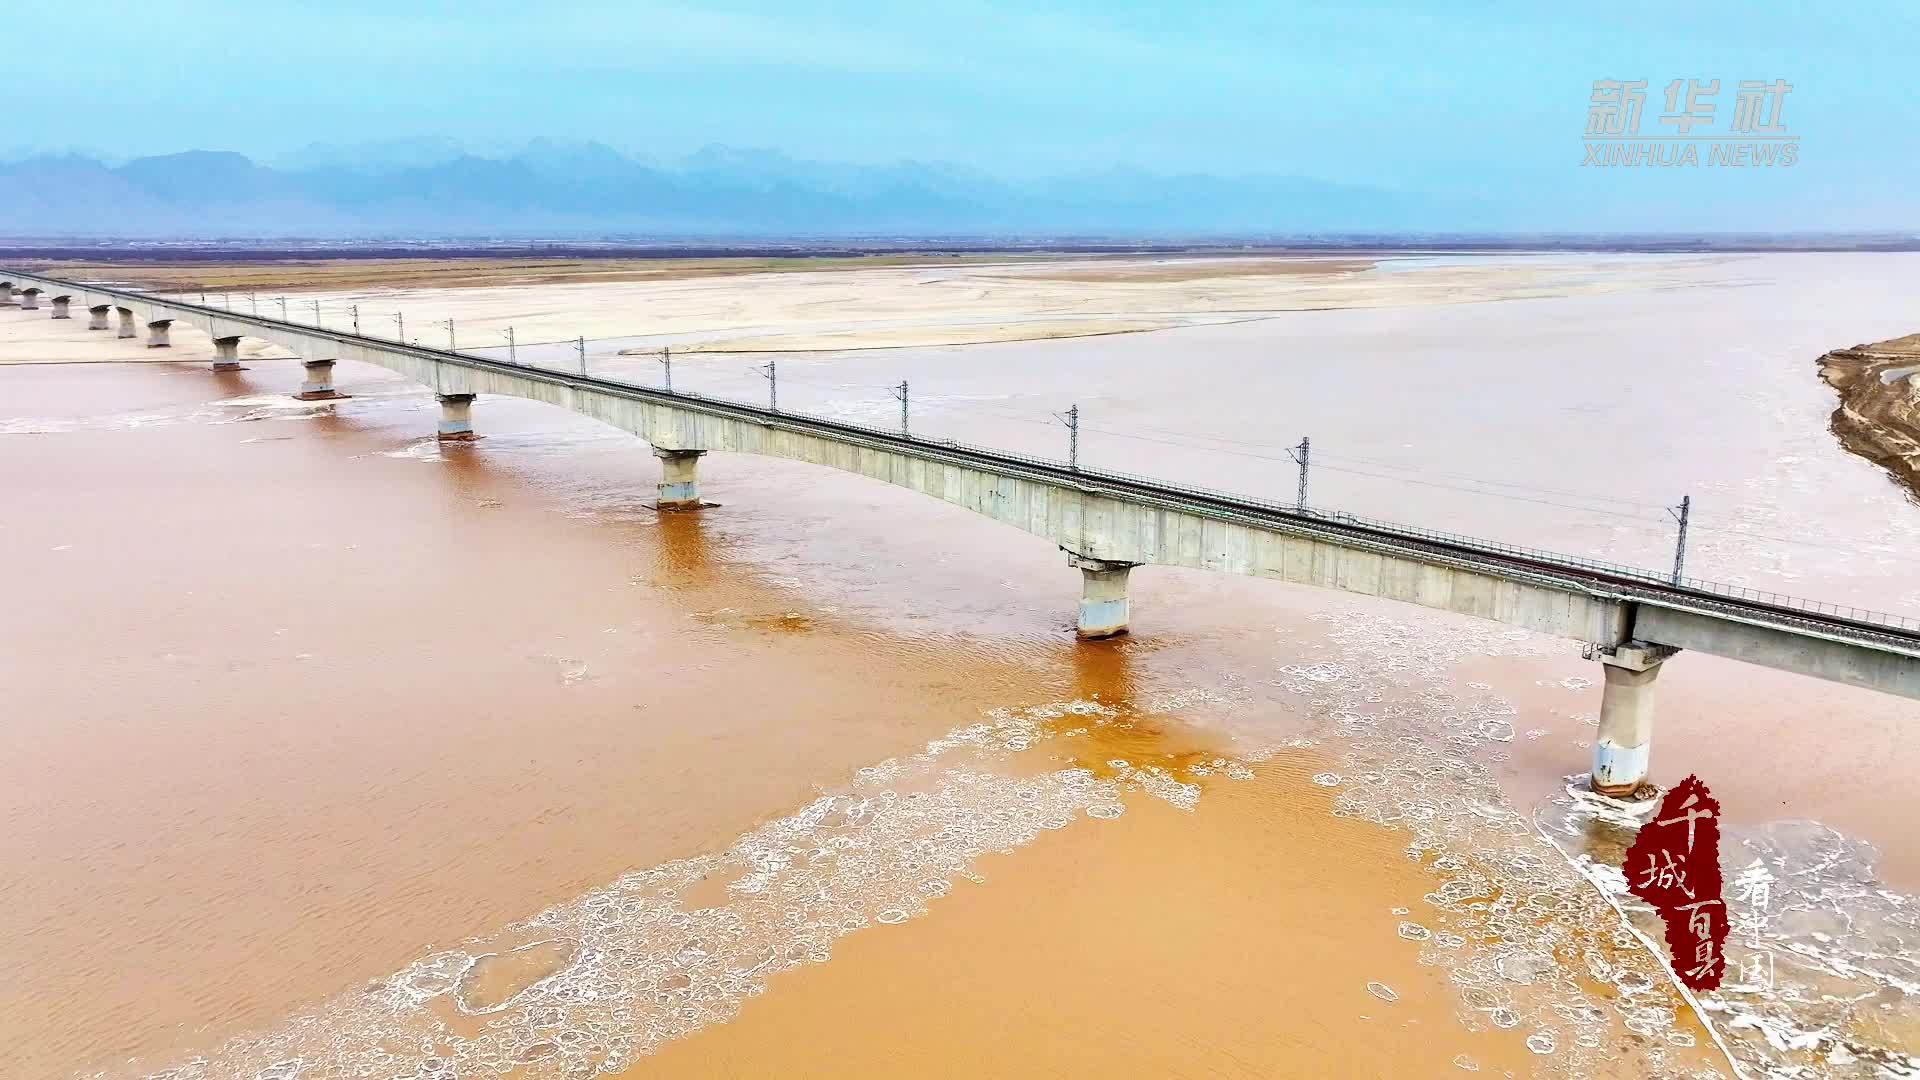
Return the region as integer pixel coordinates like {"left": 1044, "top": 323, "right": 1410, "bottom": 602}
{"left": 296, "top": 359, "right": 347, "bottom": 400}
{"left": 146, "top": 319, "right": 173, "bottom": 348}
{"left": 115, "top": 307, "right": 136, "bottom": 339}
{"left": 1590, "top": 642, "right": 1676, "bottom": 797}
{"left": 87, "top": 304, "right": 110, "bottom": 330}
{"left": 211, "top": 336, "right": 246, "bottom": 371}
{"left": 652, "top": 447, "right": 707, "bottom": 509}
{"left": 49, "top": 295, "right": 71, "bottom": 319}
{"left": 19, "top": 287, "right": 39, "bottom": 310}
{"left": 1068, "top": 553, "right": 1137, "bottom": 638}
{"left": 436, "top": 393, "right": 477, "bottom": 440}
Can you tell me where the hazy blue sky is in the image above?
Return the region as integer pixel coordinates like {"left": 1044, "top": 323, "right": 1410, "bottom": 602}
{"left": 9, "top": 1, "right": 1919, "bottom": 227}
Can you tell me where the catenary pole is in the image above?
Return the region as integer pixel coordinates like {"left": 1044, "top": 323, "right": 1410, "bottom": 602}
{"left": 1669, "top": 495, "right": 1692, "bottom": 584}
{"left": 1287, "top": 436, "right": 1311, "bottom": 511}
{"left": 1054, "top": 404, "right": 1080, "bottom": 470}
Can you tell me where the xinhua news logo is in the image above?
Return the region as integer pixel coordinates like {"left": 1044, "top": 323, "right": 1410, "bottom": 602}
{"left": 1584, "top": 79, "right": 1797, "bottom": 167}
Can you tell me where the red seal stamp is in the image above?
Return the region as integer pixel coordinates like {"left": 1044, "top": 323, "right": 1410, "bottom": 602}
{"left": 1623, "top": 774, "right": 1727, "bottom": 991}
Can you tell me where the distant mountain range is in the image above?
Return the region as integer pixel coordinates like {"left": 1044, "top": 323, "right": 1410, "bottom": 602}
{"left": 0, "top": 139, "right": 1475, "bottom": 238}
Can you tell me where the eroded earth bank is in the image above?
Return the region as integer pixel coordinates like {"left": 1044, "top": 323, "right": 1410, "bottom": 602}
{"left": 1819, "top": 332, "right": 1920, "bottom": 499}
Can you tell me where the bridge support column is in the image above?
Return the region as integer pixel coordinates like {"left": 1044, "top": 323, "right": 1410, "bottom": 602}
{"left": 437, "top": 393, "right": 477, "bottom": 441}
{"left": 652, "top": 447, "right": 707, "bottom": 509}
{"left": 1591, "top": 642, "right": 1676, "bottom": 798}
{"left": 146, "top": 319, "right": 172, "bottom": 348}
{"left": 1068, "top": 553, "right": 1137, "bottom": 639}
{"left": 49, "top": 295, "right": 71, "bottom": 319}
{"left": 296, "top": 359, "right": 347, "bottom": 400}
{"left": 115, "top": 307, "right": 136, "bottom": 339}
{"left": 19, "top": 288, "right": 39, "bottom": 311}
{"left": 211, "top": 335, "right": 245, "bottom": 371}
{"left": 87, "top": 305, "right": 110, "bottom": 330}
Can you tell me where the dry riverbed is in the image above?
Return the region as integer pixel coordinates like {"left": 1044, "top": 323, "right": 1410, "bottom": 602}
{"left": 17, "top": 251, "right": 1729, "bottom": 353}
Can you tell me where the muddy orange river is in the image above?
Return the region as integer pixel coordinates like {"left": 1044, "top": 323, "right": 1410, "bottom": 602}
{"left": 3, "top": 253, "right": 1917, "bottom": 1078}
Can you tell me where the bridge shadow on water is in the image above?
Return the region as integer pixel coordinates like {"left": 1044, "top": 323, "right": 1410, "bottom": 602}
{"left": 1069, "top": 632, "right": 1138, "bottom": 705}
{"left": 427, "top": 431, "right": 726, "bottom": 597}
{"left": 1050, "top": 634, "right": 1230, "bottom": 785}
{"left": 649, "top": 506, "right": 716, "bottom": 590}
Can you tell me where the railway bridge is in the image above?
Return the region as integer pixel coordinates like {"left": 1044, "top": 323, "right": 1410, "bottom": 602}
{"left": 7, "top": 267, "right": 1918, "bottom": 799}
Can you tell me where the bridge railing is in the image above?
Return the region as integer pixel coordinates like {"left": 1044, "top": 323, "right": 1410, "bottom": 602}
{"left": 28, "top": 272, "right": 1920, "bottom": 640}
{"left": 1666, "top": 581, "right": 1920, "bottom": 633}
{"left": 1067, "top": 464, "right": 1920, "bottom": 635}
{"left": 533, "top": 370, "right": 1920, "bottom": 638}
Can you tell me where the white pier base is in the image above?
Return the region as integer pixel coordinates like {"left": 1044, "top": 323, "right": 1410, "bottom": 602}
{"left": 652, "top": 447, "right": 707, "bottom": 509}
{"left": 437, "top": 393, "right": 477, "bottom": 440}
{"left": 1591, "top": 642, "right": 1675, "bottom": 797}
{"left": 296, "top": 359, "right": 347, "bottom": 400}
{"left": 1068, "top": 553, "right": 1137, "bottom": 639}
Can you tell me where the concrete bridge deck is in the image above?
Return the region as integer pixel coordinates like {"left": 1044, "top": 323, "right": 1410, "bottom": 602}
{"left": 7, "top": 266, "right": 1917, "bottom": 797}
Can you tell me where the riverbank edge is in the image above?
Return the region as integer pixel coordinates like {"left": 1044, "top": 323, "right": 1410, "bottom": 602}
{"left": 1817, "top": 333, "right": 1920, "bottom": 500}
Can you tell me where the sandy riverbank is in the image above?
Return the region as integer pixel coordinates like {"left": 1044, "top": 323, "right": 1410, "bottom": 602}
{"left": 1818, "top": 332, "right": 1920, "bottom": 499}
{"left": 16, "top": 253, "right": 1374, "bottom": 294}
{"left": 20, "top": 252, "right": 1733, "bottom": 354}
